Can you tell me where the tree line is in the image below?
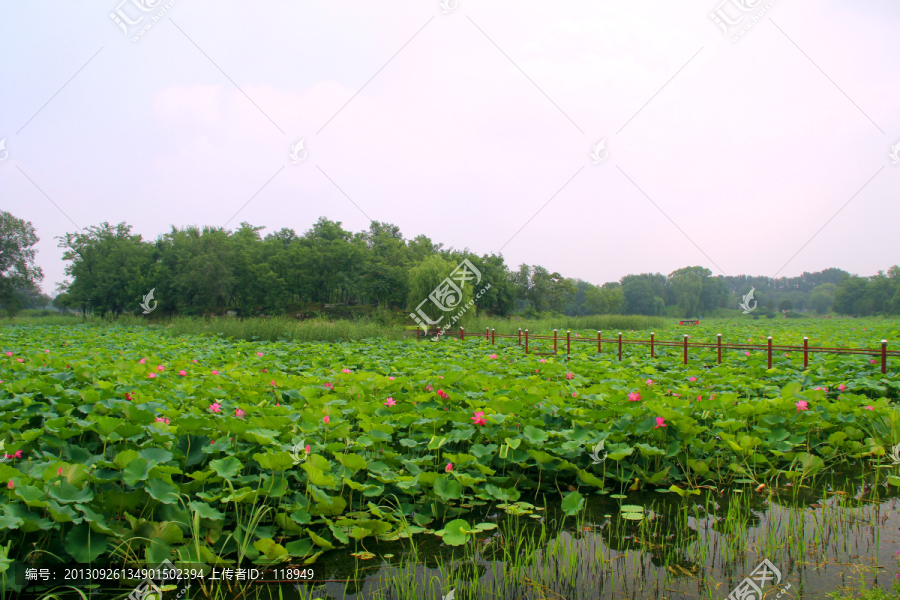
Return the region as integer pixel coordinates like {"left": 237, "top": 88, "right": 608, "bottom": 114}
{"left": 0, "top": 211, "right": 898, "bottom": 319}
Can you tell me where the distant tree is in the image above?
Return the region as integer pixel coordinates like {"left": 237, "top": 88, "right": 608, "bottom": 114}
{"left": 808, "top": 283, "right": 836, "bottom": 314}
{"left": 407, "top": 255, "right": 474, "bottom": 329}
{"left": 833, "top": 277, "right": 868, "bottom": 315}
{"left": 0, "top": 211, "right": 45, "bottom": 318}
{"left": 622, "top": 276, "right": 664, "bottom": 315}
{"left": 779, "top": 299, "right": 793, "bottom": 312}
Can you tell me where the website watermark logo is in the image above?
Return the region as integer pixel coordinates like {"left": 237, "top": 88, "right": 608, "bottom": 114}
{"left": 588, "top": 440, "right": 607, "bottom": 465}
{"left": 110, "top": 0, "right": 181, "bottom": 42}
{"left": 289, "top": 139, "right": 307, "bottom": 164}
{"left": 0, "top": 440, "right": 8, "bottom": 464}
{"left": 727, "top": 559, "right": 790, "bottom": 600}
{"left": 739, "top": 287, "right": 757, "bottom": 314}
{"left": 439, "top": 0, "right": 458, "bottom": 14}
{"left": 442, "top": 589, "right": 456, "bottom": 600}
{"left": 410, "top": 259, "right": 491, "bottom": 339}
{"left": 590, "top": 139, "right": 608, "bottom": 164}
{"left": 709, "top": 0, "right": 781, "bottom": 42}
{"left": 291, "top": 440, "right": 310, "bottom": 465}
{"left": 0, "top": 139, "right": 8, "bottom": 163}
{"left": 890, "top": 141, "right": 900, "bottom": 165}
{"left": 140, "top": 289, "right": 158, "bottom": 314}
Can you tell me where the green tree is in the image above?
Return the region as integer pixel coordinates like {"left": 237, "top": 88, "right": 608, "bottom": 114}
{"left": 833, "top": 277, "right": 868, "bottom": 315}
{"left": 57, "top": 222, "right": 153, "bottom": 317}
{"left": 0, "top": 212, "right": 45, "bottom": 318}
{"left": 407, "top": 255, "right": 475, "bottom": 330}
{"left": 808, "top": 283, "right": 836, "bottom": 314}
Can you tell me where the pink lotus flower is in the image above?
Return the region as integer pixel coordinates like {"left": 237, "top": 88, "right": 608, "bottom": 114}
{"left": 148, "top": 373, "right": 156, "bottom": 378}
{"left": 689, "top": 376, "right": 697, "bottom": 382}
{"left": 256, "top": 352, "right": 264, "bottom": 357}
{"left": 57, "top": 467, "right": 63, "bottom": 475}
{"left": 446, "top": 462, "right": 453, "bottom": 472}
{"left": 438, "top": 376, "right": 443, "bottom": 379}
{"left": 211, "top": 370, "right": 219, "bottom": 375}
{"left": 384, "top": 397, "right": 396, "bottom": 407}
{"left": 654, "top": 417, "right": 667, "bottom": 429}
{"left": 870, "top": 359, "right": 877, "bottom": 364}
{"left": 865, "top": 405, "right": 874, "bottom": 411}
{"left": 566, "top": 373, "right": 574, "bottom": 380}
{"left": 389, "top": 376, "right": 395, "bottom": 380}
{"left": 155, "top": 416, "right": 170, "bottom": 425}
{"left": 572, "top": 392, "right": 578, "bottom": 397}
{"left": 7, "top": 481, "right": 13, "bottom": 489}
{"left": 425, "top": 385, "right": 433, "bottom": 392}
{"left": 342, "top": 368, "right": 352, "bottom": 374}
{"left": 179, "top": 370, "right": 187, "bottom": 376}
{"left": 540, "top": 359, "right": 546, "bottom": 363}
{"left": 489, "top": 354, "right": 498, "bottom": 359}
{"left": 235, "top": 408, "right": 246, "bottom": 419}
{"left": 45, "top": 350, "right": 50, "bottom": 354}
{"left": 795, "top": 400, "right": 809, "bottom": 411}
{"left": 838, "top": 384, "right": 846, "bottom": 391}
{"left": 324, "top": 382, "right": 334, "bottom": 389}
{"left": 323, "top": 415, "right": 331, "bottom": 424}
{"left": 646, "top": 379, "right": 653, "bottom": 386}
{"left": 305, "top": 444, "right": 311, "bottom": 453}
{"left": 139, "top": 358, "right": 146, "bottom": 364}
{"left": 157, "top": 364, "right": 165, "bottom": 371}
{"left": 125, "top": 393, "right": 133, "bottom": 401}
{"left": 4, "top": 352, "right": 11, "bottom": 357}
{"left": 270, "top": 380, "right": 276, "bottom": 386}
{"left": 437, "top": 390, "right": 449, "bottom": 399}
{"left": 627, "top": 392, "right": 642, "bottom": 402}
{"left": 745, "top": 352, "right": 751, "bottom": 357}
{"left": 209, "top": 402, "right": 221, "bottom": 413}
{"left": 192, "top": 359, "right": 198, "bottom": 363}
{"left": 471, "top": 411, "right": 487, "bottom": 426}
{"left": 16, "top": 358, "right": 23, "bottom": 363}
{"left": 697, "top": 395, "right": 703, "bottom": 402}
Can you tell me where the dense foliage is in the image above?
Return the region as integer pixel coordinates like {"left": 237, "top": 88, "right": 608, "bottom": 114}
{"left": 0, "top": 319, "right": 896, "bottom": 572}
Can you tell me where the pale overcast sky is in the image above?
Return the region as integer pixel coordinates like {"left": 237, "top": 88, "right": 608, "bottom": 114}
{"left": 1, "top": 0, "right": 898, "bottom": 295}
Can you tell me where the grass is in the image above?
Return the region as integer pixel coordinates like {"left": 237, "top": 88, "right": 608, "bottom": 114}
{"left": 0, "top": 312, "right": 670, "bottom": 343}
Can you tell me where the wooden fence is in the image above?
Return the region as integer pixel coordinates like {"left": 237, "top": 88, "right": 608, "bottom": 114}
{"left": 416, "top": 327, "right": 897, "bottom": 374}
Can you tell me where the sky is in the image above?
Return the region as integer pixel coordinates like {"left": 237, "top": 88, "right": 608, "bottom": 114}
{"left": 1, "top": 0, "right": 898, "bottom": 296}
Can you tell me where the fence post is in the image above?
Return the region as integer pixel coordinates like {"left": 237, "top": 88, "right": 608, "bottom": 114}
{"left": 460, "top": 327, "right": 464, "bottom": 341}
{"left": 525, "top": 329, "right": 529, "bottom": 354}
{"left": 650, "top": 332, "right": 655, "bottom": 358}
{"left": 416, "top": 326, "right": 420, "bottom": 342}
{"left": 683, "top": 335, "right": 688, "bottom": 365}
{"left": 803, "top": 337, "right": 808, "bottom": 369}
{"left": 486, "top": 327, "right": 489, "bottom": 341}
{"left": 491, "top": 328, "right": 495, "bottom": 345}
{"left": 553, "top": 329, "right": 558, "bottom": 354}
{"left": 717, "top": 333, "right": 722, "bottom": 364}
{"left": 767, "top": 336, "right": 773, "bottom": 369}
{"left": 566, "top": 330, "right": 571, "bottom": 356}
{"left": 883, "top": 340, "right": 888, "bottom": 375}
{"left": 518, "top": 328, "right": 522, "bottom": 346}
{"left": 618, "top": 333, "right": 623, "bottom": 361}
{"left": 598, "top": 330, "right": 602, "bottom": 354}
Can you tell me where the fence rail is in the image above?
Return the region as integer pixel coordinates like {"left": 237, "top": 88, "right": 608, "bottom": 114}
{"left": 416, "top": 327, "right": 897, "bottom": 374}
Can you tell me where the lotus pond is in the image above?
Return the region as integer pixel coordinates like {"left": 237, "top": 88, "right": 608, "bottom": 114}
{"left": 1, "top": 319, "right": 899, "bottom": 599}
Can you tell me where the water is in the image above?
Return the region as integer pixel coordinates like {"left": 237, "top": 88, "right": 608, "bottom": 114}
{"left": 13, "top": 473, "right": 900, "bottom": 600}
